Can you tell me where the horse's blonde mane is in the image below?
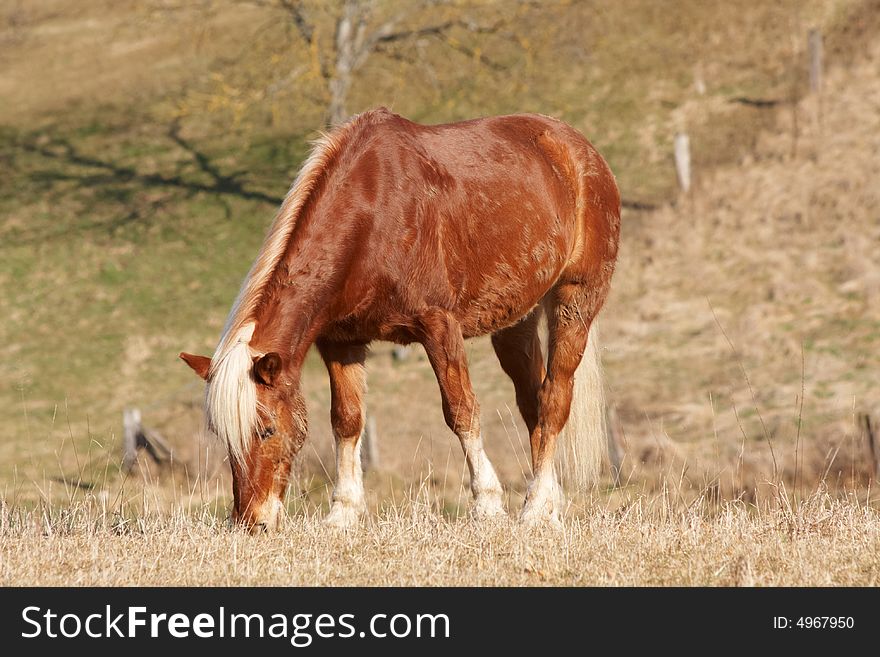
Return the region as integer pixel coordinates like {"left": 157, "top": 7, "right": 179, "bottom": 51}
{"left": 206, "top": 116, "right": 362, "bottom": 466}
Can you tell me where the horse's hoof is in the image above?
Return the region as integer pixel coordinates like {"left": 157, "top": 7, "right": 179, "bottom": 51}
{"left": 323, "top": 503, "right": 364, "bottom": 529}
{"left": 519, "top": 500, "right": 562, "bottom": 528}
{"left": 519, "top": 513, "right": 563, "bottom": 529}
{"left": 471, "top": 493, "right": 507, "bottom": 521}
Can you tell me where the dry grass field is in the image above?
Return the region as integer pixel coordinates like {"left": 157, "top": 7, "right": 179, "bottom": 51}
{"left": 1, "top": 0, "right": 879, "bottom": 586}
{"left": 3, "top": 491, "right": 879, "bottom": 586}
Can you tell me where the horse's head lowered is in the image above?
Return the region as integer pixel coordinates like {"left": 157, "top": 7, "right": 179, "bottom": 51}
{"left": 179, "top": 343, "right": 305, "bottom": 532}
{"left": 174, "top": 123, "right": 340, "bottom": 532}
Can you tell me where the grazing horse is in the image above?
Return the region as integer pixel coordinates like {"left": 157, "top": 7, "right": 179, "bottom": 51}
{"left": 180, "top": 108, "right": 620, "bottom": 530}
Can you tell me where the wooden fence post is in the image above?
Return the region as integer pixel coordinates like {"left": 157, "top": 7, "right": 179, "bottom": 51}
{"left": 361, "top": 413, "right": 380, "bottom": 472}
{"left": 122, "top": 407, "right": 173, "bottom": 472}
{"left": 122, "top": 408, "right": 141, "bottom": 472}
{"left": 605, "top": 405, "right": 623, "bottom": 488}
{"left": 674, "top": 132, "right": 691, "bottom": 193}
{"left": 860, "top": 413, "right": 880, "bottom": 480}
{"left": 808, "top": 28, "right": 823, "bottom": 94}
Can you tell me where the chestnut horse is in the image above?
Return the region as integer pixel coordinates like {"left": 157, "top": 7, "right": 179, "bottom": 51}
{"left": 180, "top": 108, "right": 619, "bottom": 530}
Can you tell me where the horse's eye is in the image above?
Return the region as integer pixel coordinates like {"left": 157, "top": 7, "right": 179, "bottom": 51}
{"left": 259, "top": 426, "right": 276, "bottom": 440}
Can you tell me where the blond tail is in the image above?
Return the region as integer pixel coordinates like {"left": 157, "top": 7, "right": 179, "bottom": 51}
{"left": 555, "top": 322, "right": 607, "bottom": 493}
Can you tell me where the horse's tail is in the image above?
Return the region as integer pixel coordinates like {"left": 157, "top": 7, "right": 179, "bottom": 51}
{"left": 554, "top": 316, "right": 608, "bottom": 494}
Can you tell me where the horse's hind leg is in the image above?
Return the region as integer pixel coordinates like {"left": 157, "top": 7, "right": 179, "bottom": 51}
{"left": 520, "top": 284, "right": 595, "bottom": 524}
{"left": 491, "top": 310, "right": 544, "bottom": 454}
{"left": 419, "top": 308, "right": 506, "bottom": 519}
{"left": 317, "top": 340, "right": 368, "bottom": 527}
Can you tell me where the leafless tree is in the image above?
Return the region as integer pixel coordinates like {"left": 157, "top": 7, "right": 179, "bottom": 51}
{"left": 269, "top": 0, "right": 514, "bottom": 125}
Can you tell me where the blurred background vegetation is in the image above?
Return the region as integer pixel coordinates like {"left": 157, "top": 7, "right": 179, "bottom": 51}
{"left": 1, "top": 0, "right": 878, "bottom": 513}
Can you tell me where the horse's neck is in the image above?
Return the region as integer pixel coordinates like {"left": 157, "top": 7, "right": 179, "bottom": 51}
{"left": 251, "top": 209, "right": 347, "bottom": 367}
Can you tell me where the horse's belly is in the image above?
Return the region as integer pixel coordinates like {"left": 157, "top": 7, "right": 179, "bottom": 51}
{"left": 437, "top": 188, "right": 573, "bottom": 337}
{"left": 453, "top": 251, "right": 566, "bottom": 338}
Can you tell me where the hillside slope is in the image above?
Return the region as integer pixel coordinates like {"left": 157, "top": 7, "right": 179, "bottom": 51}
{"left": 602, "top": 29, "right": 880, "bottom": 500}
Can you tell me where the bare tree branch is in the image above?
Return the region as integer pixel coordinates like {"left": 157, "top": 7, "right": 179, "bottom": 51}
{"left": 440, "top": 38, "right": 505, "bottom": 71}
{"left": 277, "top": 0, "right": 315, "bottom": 45}
{"left": 249, "top": 0, "right": 524, "bottom": 124}
{"left": 372, "top": 18, "right": 504, "bottom": 46}
{"left": 370, "top": 17, "right": 509, "bottom": 73}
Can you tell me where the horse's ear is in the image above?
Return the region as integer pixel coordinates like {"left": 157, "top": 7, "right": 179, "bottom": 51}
{"left": 179, "top": 352, "right": 211, "bottom": 380}
{"left": 253, "top": 352, "right": 283, "bottom": 387}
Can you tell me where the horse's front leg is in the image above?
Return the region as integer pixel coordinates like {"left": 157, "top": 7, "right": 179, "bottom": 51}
{"left": 419, "top": 309, "right": 506, "bottom": 520}
{"left": 318, "top": 340, "right": 369, "bottom": 528}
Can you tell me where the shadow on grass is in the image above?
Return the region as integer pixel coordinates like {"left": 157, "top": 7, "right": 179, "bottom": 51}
{"left": 1, "top": 121, "right": 286, "bottom": 246}
{"left": 2, "top": 118, "right": 660, "bottom": 249}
